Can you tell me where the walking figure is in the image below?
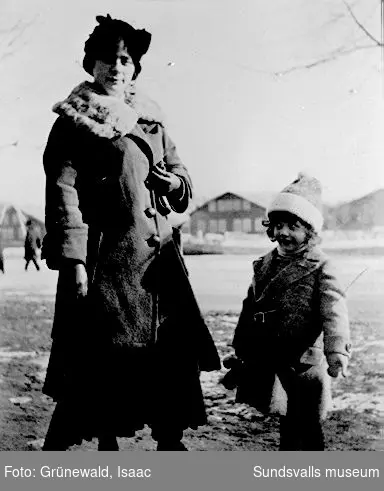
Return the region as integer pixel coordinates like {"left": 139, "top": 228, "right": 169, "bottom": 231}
{"left": 24, "top": 219, "right": 41, "bottom": 271}
{"left": 0, "top": 242, "right": 4, "bottom": 273}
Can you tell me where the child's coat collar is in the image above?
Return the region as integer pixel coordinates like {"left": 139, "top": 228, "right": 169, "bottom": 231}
{"left": 252, "top": 247, "right": 327, "bottom": 304}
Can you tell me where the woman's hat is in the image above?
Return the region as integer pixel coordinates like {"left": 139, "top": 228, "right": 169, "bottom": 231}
{"left": 267, "top": 173, "right": 323, "bottom": 232}
{"left": 83, "top": 14, "right": 152, "bottom": 77}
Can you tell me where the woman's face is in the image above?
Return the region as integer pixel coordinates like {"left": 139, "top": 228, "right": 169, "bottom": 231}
{"left": 272, "top": 216, "right": 308, "bottom": 253}
{"left": 93, "top": 39, "right": 135, "bottom": 98}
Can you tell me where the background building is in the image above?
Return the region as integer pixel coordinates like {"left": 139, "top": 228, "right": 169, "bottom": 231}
{"left": 0, "top": 202, "right": 45, "bottom": 248}
{"left": 325, "top": 189, "right": 384, "bottom": 231}
{"left": 189, "top": 192, "right": 267, "bottom": 235}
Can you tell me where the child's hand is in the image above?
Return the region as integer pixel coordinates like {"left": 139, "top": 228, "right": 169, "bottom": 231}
{"left": 327, "top": 353, "right": 349, "bottom": 378}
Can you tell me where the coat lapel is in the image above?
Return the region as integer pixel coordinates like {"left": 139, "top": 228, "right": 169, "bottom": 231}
{"left": 128, "top": 124, "right": 155, "bottom": 165}
{"left": 254, "top": 247, "right": 325, "bottom": 304}
{"left": 252, "top": 251, "right": 274, "bottom": 298}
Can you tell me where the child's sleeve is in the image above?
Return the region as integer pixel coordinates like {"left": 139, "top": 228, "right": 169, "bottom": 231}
{"left": 318, "top": 259, "right": 351, "bottom": 358}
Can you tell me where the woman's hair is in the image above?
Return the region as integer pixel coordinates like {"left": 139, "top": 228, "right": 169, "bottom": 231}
{"left": 83, "top": 15, "right": 152, "bottom": 80}
{"left": 262, "top": 211, "right": 321, "bottom": 246}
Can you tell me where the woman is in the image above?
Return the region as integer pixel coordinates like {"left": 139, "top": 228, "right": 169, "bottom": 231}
{"left": 42, "top": 14, "right": 220, "bottom": 451}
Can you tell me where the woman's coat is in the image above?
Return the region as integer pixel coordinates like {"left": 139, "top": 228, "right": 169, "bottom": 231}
{"left": 42, "top": 81, "right": 220, "bottom": 438}
{"left": 231, "top": 247, "right": 351, "bottom": 419}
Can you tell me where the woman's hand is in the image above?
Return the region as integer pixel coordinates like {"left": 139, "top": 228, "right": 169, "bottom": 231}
{"left": 75, "top": 263, "right": 88, "bottom": 298}
{"left": 149, "top": 162, "right": 181, "bottom": 195}
{"left": 327, "top": 353, "right": 349, "bottom": 378}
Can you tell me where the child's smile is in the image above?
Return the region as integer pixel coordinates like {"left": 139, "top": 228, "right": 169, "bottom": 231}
{"left": 274, "top": 219, "right": 307, "bottom": 253}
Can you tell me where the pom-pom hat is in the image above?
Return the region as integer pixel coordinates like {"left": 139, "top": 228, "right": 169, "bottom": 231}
{"left": 267, "top": 173, "right": 324, "bottom": 233}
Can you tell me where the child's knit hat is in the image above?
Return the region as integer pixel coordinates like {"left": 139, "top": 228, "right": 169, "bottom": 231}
{"left": 267, "top": 173, "right": 323, "bottom": 232}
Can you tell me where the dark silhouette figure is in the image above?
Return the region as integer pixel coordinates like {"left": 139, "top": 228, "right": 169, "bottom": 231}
{"left": 0, "top": 243, "right": 4, "bottom": 273}
{"left": 24, "top": 219, "right": 41, "bottom": 271}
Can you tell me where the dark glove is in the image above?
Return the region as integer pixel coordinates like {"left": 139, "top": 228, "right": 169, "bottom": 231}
{"left": 147, "top": 161, "right": 181, "bottom": 195}
{"left": 219, "top": 354, "right": 244, "bottom": 390}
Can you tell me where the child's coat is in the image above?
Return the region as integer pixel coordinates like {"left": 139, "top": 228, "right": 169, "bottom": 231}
{"left": 232, "top": 246, "right": 351, "bottom": 420}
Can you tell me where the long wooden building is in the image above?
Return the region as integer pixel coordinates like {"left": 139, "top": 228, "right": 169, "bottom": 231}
{"left": 189, "top": 192, "right": 268, "bottom": 235}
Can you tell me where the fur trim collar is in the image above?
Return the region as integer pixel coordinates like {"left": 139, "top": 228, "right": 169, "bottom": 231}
{"left": 52, "top": 81, "right": 164, "bottom": 139}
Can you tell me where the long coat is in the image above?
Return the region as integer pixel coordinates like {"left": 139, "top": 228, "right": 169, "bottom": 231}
{"left": 24, "top": 226, "right": 41, "bottom": 260}
{"left": 232, "top": 247, "right": 351, "bottom": 421}
{"left": 41, "top": 81, "right": 220, "bottom": 440}
{"left": 0, "top": 243, "right": 4, "bottom": 273}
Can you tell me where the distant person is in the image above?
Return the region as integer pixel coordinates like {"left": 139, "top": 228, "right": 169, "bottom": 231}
{"left": 41, "top": 15, "right": 220, "bottom": 451}
{"left": 0, "top": 242, "right": 4, "bottom": 273}
{"left": 223, "top": 173, "right": 351, "bottom": 450}
{"left": 24, "top": 219, "right": 41, "bottom": 271}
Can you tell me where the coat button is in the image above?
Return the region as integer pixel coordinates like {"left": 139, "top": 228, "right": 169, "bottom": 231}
{"left": 147, "top": 235, "right": 161, "bottom": 247}
{"left": 145, "top": 207, "right": 156, "bottom": 218}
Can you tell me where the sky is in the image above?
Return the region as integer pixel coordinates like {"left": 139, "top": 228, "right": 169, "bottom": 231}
{"left": 0, "top": 0, "right": 382, "bottom": 211}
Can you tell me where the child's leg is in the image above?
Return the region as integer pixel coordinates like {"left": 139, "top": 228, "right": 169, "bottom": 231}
{"left": 279, "top": 364, "right": 327, "bottom": 451}
{"left": 278, "top": 368, "right": 302, "bottom": 450}
{"left": 279, "top": 414, "right": 301, "bottom": 450}
{"left": 300, "top": 415, "right": 325, "bottom": 451}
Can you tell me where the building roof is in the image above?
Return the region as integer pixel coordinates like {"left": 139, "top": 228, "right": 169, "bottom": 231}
{"left": 191, "top": 191, "right": 274, "bottom": 214}
{"left": 0, "top": 202, "right": 45, "bottom": 229}
{"left": 236, "top": 191, "right": 276, "bottom": 209}
{"left": 328, "top": 188, "right": 384, "bottom": 229}
{"left": 21, "top": 204, "right": 45, "bottom": 223}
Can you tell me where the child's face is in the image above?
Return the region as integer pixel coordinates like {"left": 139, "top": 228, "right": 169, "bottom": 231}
{"left": 272, "top": 217, "right": 308, "bottom": 253}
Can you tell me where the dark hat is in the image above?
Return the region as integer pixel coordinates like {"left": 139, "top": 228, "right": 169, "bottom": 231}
{"left": 83, "top": 14, "right": 152, "bottom": 78}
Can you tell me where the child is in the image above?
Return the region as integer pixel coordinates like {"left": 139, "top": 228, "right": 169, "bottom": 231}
{"left": 226, "top": 173, "right": 351, "bottom": 450}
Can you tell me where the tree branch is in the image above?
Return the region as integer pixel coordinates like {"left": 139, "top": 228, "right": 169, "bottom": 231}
{"left": 0, "top": 15, "right": 39, "bottom": 62}
{"left": 274, "top": 43, "right": 377, "bottom": 76}
{"left": 342, "top": 0, "right": 383, "bottom": 46}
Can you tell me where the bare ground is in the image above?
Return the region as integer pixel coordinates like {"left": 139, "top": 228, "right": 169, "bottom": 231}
{"left": 0, "top": 296, "right": 383, "bottom": 451}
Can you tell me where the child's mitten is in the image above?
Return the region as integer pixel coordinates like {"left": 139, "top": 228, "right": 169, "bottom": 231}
{"left": 220, "top": 354, "right": 244, "bottom": 390}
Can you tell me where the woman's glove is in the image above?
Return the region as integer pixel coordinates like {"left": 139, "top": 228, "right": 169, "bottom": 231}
{"left": 148, "top": 162, "right": 181, "bottom": 195}
{"left": 327, "top": 353, "right": 349, "bottom": 378}
{"left": 75, "top": 263, "right": 88, "bottom": 298}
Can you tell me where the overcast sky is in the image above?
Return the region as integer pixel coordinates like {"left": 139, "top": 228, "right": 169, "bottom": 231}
{"left": 0, "top": 0, "right": 382, "bottom": 209}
